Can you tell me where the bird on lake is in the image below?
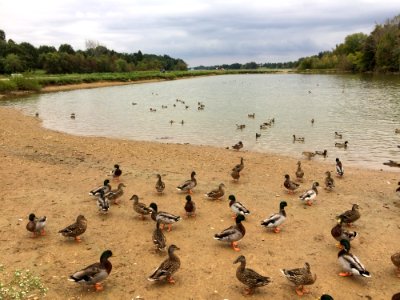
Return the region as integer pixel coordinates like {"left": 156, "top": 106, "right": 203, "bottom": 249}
{"left": 335, "top": 131, "right": 343, "bottom": 139}
{"left": 130, "top": 194, "right": 152, "bottom": 220}
{"left": 315, "top": 149, "right": 328, "bottom": 157}
{"left": 214, "top": 214, "right": 246, "bottom": 251}
{"left": 299, "top": 182, "right": 319, "bottom": 206}
{"left": 184, "top": 195, "right": 196, "bottom": 217}
{"left": 337, "top": 239, "right": 370, "bottom": 277}
{"left": 155, "top": 174, "right": 165, "bottom": 194}
{"left": 261, "top": 201, "right": 287, "bottom": 233}
{"left": 58, "top": 215, "right": 87, "bottom": 242}
{"left": 284, "top": 174, "right": 300, "bottom": 194}
{"left": 302, "top": 151, "right": 316, "bottom": 160}
{"left": 324, "top": 171, "right": 335, "bottom": 191}
{"left": 148, "top": 244, "right": 181, "bottom": 283}
{"left": 293, "top": 135, "right": 305, "bottom": 142}
{"left": 335, "top": 141, "right": 348, "bottom": 148}
{"left": 176, "top": 171, "right": 197, "bottom": 194}
{"left": 336, "top": 158, "right": 344, "bottom": 177}
{"left": 109, "top": 164, "right": 122, "bottom": 181}
{"left": 281, "top": 262, "right": 317, "bottom": 296}
{"left": 337, "top": 204, "right": 360, "bottom": 227}
{"left": 26, "top": 213, "right": 46, "bottom": 237}
{"left": 205, "top": 183, "right": 225, "bottom": 200}
{"left": 70, "top": 113, "right": 75, "bottom": 119}
{"left": 295, "top": 161, "right": 304, "bottom": 182}
{"left": 256, "top": 132, "right": 261, "bottom": 139}
{"left": 232, "top": 141, "right": 243, "bottom": 150}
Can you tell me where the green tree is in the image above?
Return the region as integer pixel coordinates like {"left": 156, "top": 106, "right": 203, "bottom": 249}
{"left": 3, "top": 53, "right": 24, "bottom": 73}
{"left": 58, "top": 44, "right": 75, "bottom": 54}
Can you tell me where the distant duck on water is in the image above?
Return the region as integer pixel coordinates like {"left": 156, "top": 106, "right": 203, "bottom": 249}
{"left": 335, "top": 141, "right": 348, "bottom": 148}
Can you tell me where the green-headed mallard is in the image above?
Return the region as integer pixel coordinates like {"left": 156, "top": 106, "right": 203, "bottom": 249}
{"left": 148, "top": 244, "right": 180, "bottom": 283}
{"left": 176, "top": 171, "right": 197, "bottom": 194}
{"left": 284, "top": 174, "right": 300, "bottom": 193}
{"left": 232, "top": 157, "right": 244, "bottom": 173}
{"left": 320, "top": 295, "right": 334, "bottom": 300}
{"left": 89, "top": 179, "right": 111, "bottom": 196}
{"left": 130, "top": 194, "right": 152, "bottom": 220}
{"left": 205, "top": 183, "right": 225, "bottom": 200}
{"left": 299, "top": 182, "right": 319, "bottom": 206}
{"left": 337, "top": 204, "right": 360, "bottom": 226}
{"left": 155, "top": 174, "right": 165, "bottom": 193}
{"left": 97, "top": 190, "right": 110, "bottom": 213}
{"left": 58, "top": 215, "right": 87, "bottom": 242}
{"left": 214, "top": 214, "right": 246, "bottom": 251}
{"left": 331, "top": 217, "right": 357, "bottom": 247}
{"left": 391, "top": 252, "right": 400, "bottom": 277}
{"left": 229, "top": 195, "right": 250, "bottom": 217}
{"left": 336, "top": 158, "right": 344, "bottom": 177}
{"left": 149, "top": 202, "right": 181, "bottom": 232}
{"left": 338, "top": 239, "right": 370, "bottom": 277}
{"left": 152, "top": 220, "right": 166, "bottom": 251}
{"left": 184, "top": 195, "right": 196, "bottom": 217}
{"left": 233, "top": 255, "right": 271, "bottom": 295}
{"left": 26, "top": 213, "right": 46, "bottom": 237}
{"left": 281, "top": 262, "right": 317, "bottom": 296}
{"left": 295, "top": 161, "right": 304, "bottom": 182}
{"left": 392, "top": 293, "right": 400, "bottom": 300}
{"left": 261, "top": 201, "right": 287, "bottom": 233}
{"left": 324, "top": 171, "right": 335, "bottom": 191}
{"left": 69, "top": 250, "right": 113, "bottom": 291}
{"left": 105, "top": 183, "right": 126, "bottom": 204}
{"left": 335, "top": 141, "right": 348, "bottom": 148}
{"left": 109, "top": 164, "right": 122, "bottom": 181}
{"left": 232, "top": 141, "right": 243, "bottom": 150}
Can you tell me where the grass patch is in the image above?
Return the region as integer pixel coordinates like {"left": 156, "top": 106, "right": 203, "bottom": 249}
{"left": 10, "top": 77, "right": 41, "bottom": 91}
{"left": 0, "top": 80, "right": 17, "bottom": 93}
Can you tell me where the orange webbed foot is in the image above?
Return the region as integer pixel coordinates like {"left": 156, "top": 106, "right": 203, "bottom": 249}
{"left": 94, "top": 283, "right": 103, "bottom": 291}
{"left": 274, "top": 227, "right": 281, "bottom": 233}
{"left": 167, "top": 277, "right": 176, "bottom": 284}
{"left": 75, "top": 236, "right": 82, "bottom": 243}
{"left": 339, "top": 272, "right": 353, "bottom": 277}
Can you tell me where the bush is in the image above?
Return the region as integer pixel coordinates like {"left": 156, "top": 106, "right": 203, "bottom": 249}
{"left": 0, "top": 80, "right": 17, "bottom": 92}
{"left": 10, "top": 77, "right": 41, "bottom": 91}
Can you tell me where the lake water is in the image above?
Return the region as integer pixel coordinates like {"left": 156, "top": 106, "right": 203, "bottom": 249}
{"left": 2, "top": 74, "right": 400, "bottom": 171}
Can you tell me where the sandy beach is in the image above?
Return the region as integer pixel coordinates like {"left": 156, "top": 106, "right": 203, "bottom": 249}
{"left": 0, "top": 104, "right": 399, "bottom": 299}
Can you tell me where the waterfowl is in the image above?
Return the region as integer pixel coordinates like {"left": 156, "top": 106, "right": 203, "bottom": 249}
{"left": 324, "top": 171, "right": 335, "bottom": 191}
{"left": 232, "top": 141, "right": 243, "bottom": 150}
{"left": 338, "top": 239, "right": 370, "bottom": 277}
{"left": 248, "top": 113, "right": 255, "bottom": 118}
{"left": 149, "top": 202, "right": 181, "bottom": 232}
{"left": 336, "top": 158, "right": 344, "bottom": 177}
{"left": 109, "top": 164, "right": 122, "bottom": 181}
{"left": 299, "top": 182, "right": 319, "bottom": 206}
{"left": 184, "top": 195, "right": 196, "bottom": 217}
{"left": 236, "top": 125, "right": 246, "bottom": 130}
{"left": 295, "top": 161, "right": 304, "bottom": 182}
{"left": 284, "top": 174, "right": 300, "bottom": 194}
{"left": 233, "top": 255, "right": 271, "bottom": 295}
{"left": 232, "top": 157, "right": 244, "bottom": 173}
{"left": 205, "top": 183, "right": 225, "bottom": 200}
{"left": 69, "top": 250, "right": 113, "bottom": 291}
{"left": 229, "top": 195, "right": 250, "bottom": 217}
{"left": 337, "top": 204, "right": 360, "bottom": 226}
{"left": 331, "top": 217, "right": 357, "bottom": 247}
{"left": 393, "top": 293, "right": 400, "bottom": 300}
{"left": 58, "top": 215, "right": 87, "bottom": 242}
{"left": 214, "top": 214, "right": 246, "bottom": 251}
{"left": 335, "top": 131, "right": 343, "bottom": 139}
{"left": 155, "top": 174, "right": 165, "bottom": 193}
{"left": 315, "top": 149, "right": 328, "bottom": 157}
{"left": 70, "top": 113, "right": 75, "bottom": 119}
{"left": 302, "top": 151, "right": 316, "bottom": 159}
{"left": 105, "top": 183, "right": 126, "bottom": 204}
{"left": 231, "top": 169, "right": 240, "bottom": 181}
{"left": 148, "top": 244, "right": 180, "bottom": 283}
{"left": 97, "top": 190, "right": 110, "bottom": 213}
{"left": 176, "top": 171, "right": 197, "bottom": 194}
{"left": 89, "top": 179, "right": 111, "bottom": 196}
{"left": 320, "top": 295, "right": 334, "bottom": 300}
{"left": 311, "top": 118, "right": 314, "bottom": 125}
{"left": 397, "top": 182, "right": 400, "bottom": 197}
{"left": 26, "top": 213, "right": 46, "bottom": 237}
{"left": 152, "top": 220, "right": 166, "bottom": 251}
{"left": 395, "top": 128, "right": 400, "bottom": 134}
{"left": 130, "top": 194, "right": 152, "bottom": 219}
{"left": 335, "top": 141, "right": 348, "bottom": 148}
{"left": 281, "top": 262, "right": 317, "bottom": 296}
{"left": 391, "top": 252, "right": 400, "bottom": 277}
{"left": 383, "top": 160, "right": 400, "bottom": 167}
{"left": 261, "top": 201, "right": 287, "bottom": 233}
{"left": 256, "top": 133, "right": 261, "bottom": 139}
{"left": 293, "top": 135, "right": 305, "bottom": 142}
{"left": 35, "top": 112, "right": 39, "bottom": 117}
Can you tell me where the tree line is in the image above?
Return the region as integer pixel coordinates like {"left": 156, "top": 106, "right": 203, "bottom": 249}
{"left": 0, "top": 31, "right": 188, "bottom": 74}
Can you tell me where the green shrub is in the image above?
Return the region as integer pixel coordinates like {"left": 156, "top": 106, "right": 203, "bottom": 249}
{"left": 10, "top": 77, "right": 41, "bottom": 91}
{"left": 0, "top": 80, "right": 17, "bottom": 92}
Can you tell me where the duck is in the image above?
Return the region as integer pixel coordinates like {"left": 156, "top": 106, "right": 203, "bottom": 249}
{"left": 293, "top": 135, "right": 305, "bottom": 142}
{"left": 184, "top": 195, "right": 196, "bottom": 217}
{"left": 231, "top": 169, "right": 241, "bottom": 181}
{"left": 320, "top": 295, "right": 334, "bottom": 300}
{"left": 395, "top": 128, "right": 400, "bottom": 134}
{"left": 336, "top": 158, "right": 344, "bottom": 177}
{"left": 311, "top": 118, "right": 314, "bottom": 125}
{"left": 383, "top": 160, "right": 400, "bottom": 167}
{"left": 295, "top": 161, "right": 304, "bottom": 182}
{"left": 148, "top": 244, "right": 181, "bottom": 283}
{"left": 105, "top": 183, "right": 126, "bottom": 204}
{"left": 155, "top": 174, "right": 165, "bottom": 193}
{"left": 324, "top": 171, "right": 335, "bottom": 191}
{"left": 335, "top": 131, "right": 343, "bottom": 139}
{"left": 26, "top": 213, "right": 47, "bottom": 237}
{"left": 70, "top": 113, "right": 76, "bottom": 119}
{"left": 284, "top": 174, "right": 300, "bottom": 194}
{"left": 281, "top": 262, "right": 317, "bottom": 296}
{"left": 338, "top": 239, "right": 370, "bottom": 277}
{"left": 130, "top": 194, "right": 152, "bottom": 220}
{"left": 302, "top": 151, "right": 316, "bottom": 159}
{"left": 149, "top": 202, "right": 181, "bottom": 232}
{"left": 337, "top": 204, "right": 360, "bottom": 226}
{"left": 232, "top": 141, "right": 243, "bottom": 150}
{"left": 236, "top": 125, "right": 246, "bottom": 130}
{"left": 152, "top": 220, "right": 167, "bottom": 251}
{"left": 261, "top": 201, "right": 287, "bottom": 233}
{"left": 256, "top": 133, "right": 261, "bottom": 139}
{"left": 205, "top": 183, "right": 225, "bottom": 200}
{"left": 214, "top": 214, "right": 246, "bottom": 251}
{"left": 69, "top": 250, "right": 113, "bottom": 291}
{"left": 176, "top": 171, "right": 197, "bottom": 194}
{"left": 248, "top": 113, "right": 255, "bottom": 118}
{"left": 335, "top": 141, "right": 348, "bottom": 148}
{"left": 97, "top": 190, "right": 110, "bottom": 213}
{"left": 109, "top": 164, "right": 122, "bottom": 181}
{"left": 233, "top": 255, "right": 271, "bottom": 295}
{"left": 232, "top": 157, "right": 244, "bottom": 173}
{"left": 391, "top": 252, "right": 400, "bottom": 277}
{"left": 315, "top": 149, "right": 328, "bottom": 157}
{"left": 397, "top": 182, "right": 400, "bottom": 198}
{"left": 393, "top": 293, "right": 400, "bottom": 300}
{"left": 58, "top": 215, "right": 87, "bottom": 242}
{"left": 299, "top": 182, "right": 319, "bottom": 206}
{"left": 229, "top": 195, "right": 250, "bottom": 217}
{"left": 89, "top": 179, "right": 111, "bottom": 196}
{"left": 331, "top": 217, "right": 357, "bottom": 247}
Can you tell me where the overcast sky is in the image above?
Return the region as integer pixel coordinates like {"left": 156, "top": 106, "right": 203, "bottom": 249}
{"left": 0, "top": 0, "right": 399, "bottom": 67}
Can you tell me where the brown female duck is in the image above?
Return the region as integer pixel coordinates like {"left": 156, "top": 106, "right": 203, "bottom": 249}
{"left": 148, "top": 244, "right": 181, "bottom": 283}
{"left": 130, "top": 194, "right": 152, "bottom": 219}
{"left": 59, "top": 215, "right": 87, "bottom": 242}
{"left": 281, "top": 262, "right": 317, "bottom": 296}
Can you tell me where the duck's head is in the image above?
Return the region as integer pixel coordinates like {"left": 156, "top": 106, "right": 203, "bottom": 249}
{"left": 228, "top": 195, "right": 236, "bottom": 202}
{"left": 297, "top": 161, "right": 301, "bottom": 166}
{"left": 235, "top": 214, "right": 245, "bottom": 223}
{"left": 76, "top": 215, "right": 86, "bottom": 223}
{"left": 336, "top": 158, "right": 340, "bottom": 162}
{"left": 325, "top": 171, "right": 331, "bottom": 177}
{"left": 233, "top": 255, "right": 246, "bottom": 264}
{"left": 103, "top": 179, "right": 110, "bottom": 185}
{"left": 156, "top": 174, "right": 161, "bottom": 179}
{"left": 114, "top": 164, "right": 120, "bottom": 169}
{"left": 344, "top": 141, "right": 348, "bottom": 144}
{"left": 149, "top": 202, "right": 158, "bottom": 212}
{"left": 130, "top": 194, "right": 139, "bottom": 202}
{"left": 117, "top": 183, "right": 126, "bottom": 189}
{"left": 219, "top": 183, "right": 225, "bottom": 189}
{"left": 319, "top": 294, "right": 334, "bottom": 300}
{"left": 191, "top": 171, "right": 196, "bottom": 178}
{"left": 28, "top": 213, "right": 36, "bottom": 221}
{"left": 352, "top": 204, "right": 359, "bottom": 210}
{"left": 284, "top": 174, "right": 290, "bottom": 179}
{"left": 313, "top": 182, "right": 320, "bottom": 188}
{"left": 100, "top": 250, "right": 113, "bottom": 262}
{"left": 168, "top": 244, "right": 180, "bottom": 253}
{"left": 279, "top": 201, "right": 288, "bottom": 209}
{"left": 185, "top": 195, "right": 192, "bottom": 202}
{"left": 339, "top": 239, "right": 350, "bottom": 251}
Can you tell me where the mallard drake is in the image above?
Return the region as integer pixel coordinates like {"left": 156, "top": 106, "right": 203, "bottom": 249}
{"left": 261, "top": 201, "right": 287, "bottom": 233}
{"left": 320, "top": 295, "right": 334, "bottom": 300}
{"left": 391, "top": 252, "right": 400, "bottom": 277}
{"left": 232, "top": 141, "right": 243, "bottom": 150}
{"left": 295, "top": 161, "right": 304, "bottom": 182}
{"left": 393, "top": 293, "right": 400, "bottom": 300}
{"left": 69, "top": 250, "right": 113, "bottom": 291}
{"left": 155, "top": 174, "right": 165, "bottom": 193}
{"left": 233, "top": 255, "right": 271, "bottom": 295}
{"left": 248, "top": 113, "right": 255, "bottom": 118}
{"left": 58, "top": 215, "right": 87, "bottom": 242}
{"left": 302, "top": 151, "right": 316, "bottom": 159}
{"left": 214, "top": 214, "right": 246, "bottom": 251}
{"left": 130, "top": 194, "right": 152, "bottom": 219}
{"left": 299, "top": 182, "right": 319, "bottom": 206}
{"left": 97, "top": 190, "right": 110, "bottom": 213}
{"left": 331, "top": 217, "right": 357, "bottom": 247}
{"left": 232, "top": 157, "right": 244, "bottom": 173}
{"left": 229, "top": 195, "right": 250, "bottom": 217}
{"left": 89, "top": 179, "right": 111, "bottom": 196}
{"left": 109, "top": 164, "right": 122, "bottom": 181}
{"left": 338, "top": 239, "right": 370, "bottom": 277}
{"left": 284, "top": 174, "right": 300, "bottom": 194}
{"left": 281, "top": 262, "right": 317, "bottom": 296}
{"left": 105, "top": 183, "right": 126, "bottom": 204}
{"left": 256, "top": 133, "right": 261, "bottom": 139}
{"left": 205, "top": 183, "right": 225, "bottom": 200}
{"left": 324, "top": 171, "right": 335, "bottom": 191}
{"left": 176, "top": 171, "right": 197, "bottom": 194}
{"left": 26, "top": 213, "right": 46, "bottom": 237}
{"left": 148, "top": 244, "right": 181, "bottom": 283}
{"left": 315, "top": 149, "right": 328, "bottom": 157}
{"left": 335, "top": 141, "right": 348, "bottom": 148}
{"left": 336, "top": 158, "right": 344, "bottom": 177}
{"left": 149, "top": 202, "right": 181, "bottom": 232}
{"left": 152, "top": 220, "right": 167, "bottom": 251}
{"left": 337, "top": 204, "right": 360, "bottom": 226}
{"left": 293, "top": 135, "right": 305, "bottom": 142}
{"left": 335, "top": 131, "right": 343, "bottom": 139}
{"left": 184, "top": 195, "right": 196, "bottom": 217}
{"left": 231, "top": 169, "right": 240, "bottom": 181}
